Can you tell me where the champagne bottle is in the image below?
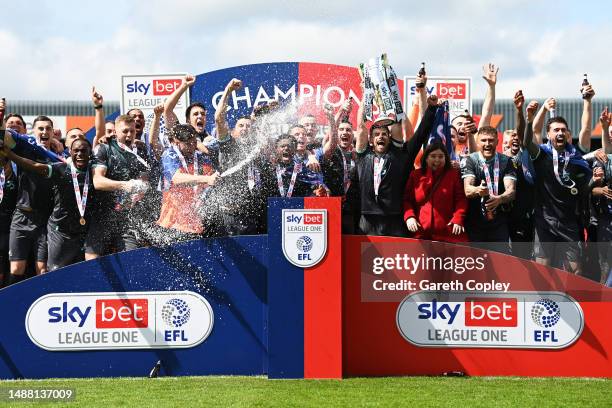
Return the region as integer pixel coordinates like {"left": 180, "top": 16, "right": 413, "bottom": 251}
{"left": 581, "top": 74, "right": 590, "bottom": 99}
{"left": 481, "top": 195, "right": 495, "bottom": 221}
{"left": 416, "top": 62, "right": 426, "bottom": 88}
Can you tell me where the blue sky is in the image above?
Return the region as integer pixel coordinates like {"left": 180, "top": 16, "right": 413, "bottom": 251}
{"left": 1, "top": 1, "right": 607, "bottom": 101}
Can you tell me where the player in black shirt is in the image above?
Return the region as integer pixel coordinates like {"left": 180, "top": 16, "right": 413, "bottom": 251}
{"left": 316, "top": 100, "right": 359, "bottom": 233}
{"left": 2, "top": 138, "right": 95, "bottom": 271}
{"left": 260, "top": 134, "right": 312, "bottom": 200}
{"left": 3, "top": 116, "right": 58, "bottom": 284}
{"left": 524, "top": 102, "right": 592, "bottom": 275}
{"left": 354, "top": 94, "right": 438, "bottom": 237}
{"left": 503, "top": 92, "right": 536, "bottom": 259}
{"left": 88, "top": 114, "right": 150, "bottom": 258}
{"left": 211, "top": 77, "right": 264, "bottom": 235}
{"left": 590, "top": 106, "right": 612, "bottom": 286}
{"left": 0, "top": 155, "right": 17, "bottom": 286}
{"left": 462, "top": 126, "right": 516, "bottom": 253}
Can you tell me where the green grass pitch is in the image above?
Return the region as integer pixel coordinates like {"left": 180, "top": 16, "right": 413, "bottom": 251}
{"left": 0, "top": 376, "right": 610, "bottom": 407}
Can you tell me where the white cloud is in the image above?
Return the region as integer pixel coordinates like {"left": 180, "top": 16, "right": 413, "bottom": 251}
{"left": 0, "top": 2, "right": 608, "bottom": 101}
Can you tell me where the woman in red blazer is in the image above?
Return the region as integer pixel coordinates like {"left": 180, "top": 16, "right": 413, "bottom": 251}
{"left": 403, "top": 142, "right": 468, "bottom": 243}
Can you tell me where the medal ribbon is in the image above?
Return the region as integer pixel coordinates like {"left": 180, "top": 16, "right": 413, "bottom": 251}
{"left": 247, "top": 164, "right": 260, "bottom": 192}
{"left": 276, "top": 162, "right": 302, "bottom": 198}
{"left": 481, "top": 153, "right": 500, "bottom": 196}
{"left": 0, "top": 167, "right": 5, "bottom": 204}
{"left": 341, "top": 148, "right": 354, "bottom": 194}
{"left": 70, "top": 163, "right": 89, "bottom": 220}
{"left": 552, "top": 147, "right": 576, "bottom": 190}
{"left": 117, "top": 142, "right": 150, "bottom": 169}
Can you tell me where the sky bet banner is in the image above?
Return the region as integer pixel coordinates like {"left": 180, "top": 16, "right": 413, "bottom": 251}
{"left": 404, "top": 76, "right": 471, "bottom": 119}
{"left": 0, "top": 196, "right": 610, "bottom": 379}
{"left": 396, "top": 291, "right": 583, "bottom": 349}
{"left": 121, "top": 73, "right": 189, "bottom": 119}
{"left": 0, "top": 238, "right": 268, "bottom": 379}
{"left": 26, "top": 291, "right": 214, "bottom": 351}
{"left": 343, "top": 237, "right": 612, "bottom": 377}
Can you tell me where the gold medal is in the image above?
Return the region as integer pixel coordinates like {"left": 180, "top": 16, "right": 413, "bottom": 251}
{"left": 79, "top": 217, "right": 86, "bottom": 226}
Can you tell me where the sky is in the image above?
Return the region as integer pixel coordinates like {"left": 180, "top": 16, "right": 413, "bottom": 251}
{"left": 1, "top": 0, "right": 607, "bottom": 101}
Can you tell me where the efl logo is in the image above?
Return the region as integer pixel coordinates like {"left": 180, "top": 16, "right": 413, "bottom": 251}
{"left": 465, "top": 298, "right": 517, "bottom": 327}
{"left": 436, "top": 83, "right": 466, "bottom": 99}
{"left": 95, "top": 299, "right": 148, "bottom": 329}
{"left": 282, "top": 209, "right": 327, "bottom": 268}
{"left": 153, "top": 79, "right": 182, "bottom": 96}
{"left": 303, "top": 213, "right": 323, "bottom": 224}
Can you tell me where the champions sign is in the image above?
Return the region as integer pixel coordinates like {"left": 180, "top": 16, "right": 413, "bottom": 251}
{"left": 25, "top": 291, "right": 214, "bottom": 351}
{"left": 282, "top": 209, "right": 327, "bottom": 268}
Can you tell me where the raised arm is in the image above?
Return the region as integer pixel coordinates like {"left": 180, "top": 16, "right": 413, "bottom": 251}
{"left": 404, "top": 95, "right": 439, "bottom": 161}
{"left": 92, "top": 86, "right": 106, "bottom": 149}
{"left": 163, "top": 74, "right": 195, "bottom": 131}
{"left": 513, "top": 90, "right": 525, "bottom": 144}
{"left": 215, "top": 78, "right": 242, "bottom": 141}
{"left": 523, "top": 100, "right": 540, "bottom": 158}
{"left": 415, "top": 73, "right": 428, "bottom": 123}
{"left": 533, "top": 97, "right": 555, "bottom": 145}
{"left": 323, "top": 102, "right": 343, "bottom": 158}
{"left": 479, "top": 63, "right": 498, "bottom": 129}
{"left": 148, "top": 104, "right": 164, "bottom": 160}
{"left": 600, "top": 107, "right": 612, "bottom": 154}
{"left": 355, "top": 86, "right": 368, "bottom": 152}
{"left": 578, "top": 84, "right": 595, "bottom": 152}
{"left": 466, "top": 120, "right": 478, "bottom": 153}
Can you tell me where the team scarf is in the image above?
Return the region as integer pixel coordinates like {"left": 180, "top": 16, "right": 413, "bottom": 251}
{"left": 519, "top": 149, "right": 536, "bottom": 185}
{"left": 539, "top": 142, "right": 591, "bottom": 175}
{"left": 294, "top": 153, "right": 330, "bottom": 192}
{"left": 4, "top": 129, "right": 64, "bottom": 164}
{"left": 427, "top": 101, "right": 455, "bottom": 160}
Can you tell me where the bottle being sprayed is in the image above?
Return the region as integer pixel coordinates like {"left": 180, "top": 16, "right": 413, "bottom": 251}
{"left": 416, "top": 62, "right": 426, "bottom": 88}
{"left": 480, "top": 181, "right": 495, "bottom": 221}
{"left": 581, "top": 73, "right": 590, "bottom": 99}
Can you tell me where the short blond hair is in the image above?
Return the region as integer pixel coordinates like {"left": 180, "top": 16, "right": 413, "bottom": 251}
{"left": 115, "top": 114, "right": 135, "bottom": 127}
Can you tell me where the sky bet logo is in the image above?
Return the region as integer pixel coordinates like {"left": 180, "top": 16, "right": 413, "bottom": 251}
{"left": 126, "top": 79, "right": 182, "bottom": 96}
{"left": 285, "top": 213, "right": 323, "bottom": 224}
{"left": 27, "top": 291, "right": 214, "bottom": 351}
{"left": 409, "top": 82, "right": 468, "bottom": 98}
{"left": 397, "top": 291, "right": 583, "bottom": 349}
{"left": 47, "top": 299, "right": 148, "bottom": 329}
{"left": 436, "top": 83, "right": 466, "bottom": 99}
{"left": 417, "top": 298, "right": 517, "bottom": 327}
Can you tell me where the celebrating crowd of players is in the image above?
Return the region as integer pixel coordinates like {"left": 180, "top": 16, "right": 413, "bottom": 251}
{"left": 0, "top": 64, "right": 611, "bottom": 288}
